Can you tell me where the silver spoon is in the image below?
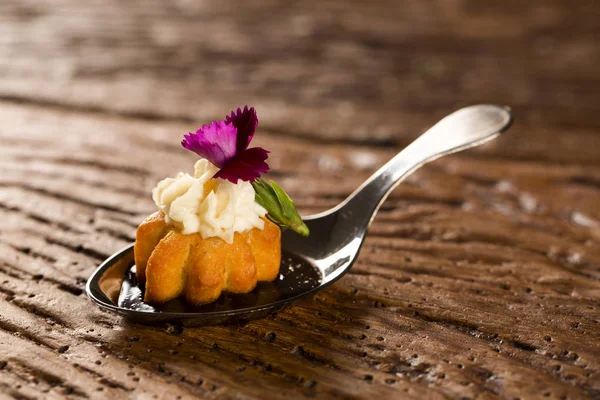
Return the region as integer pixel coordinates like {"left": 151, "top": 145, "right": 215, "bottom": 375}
{"left": 86, "top": 104, "right": 513, "bottom": 326}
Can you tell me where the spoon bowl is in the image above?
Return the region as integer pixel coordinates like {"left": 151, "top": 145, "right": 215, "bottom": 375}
{"left": 86, "top": 105, "right": 513, "bottom": 326}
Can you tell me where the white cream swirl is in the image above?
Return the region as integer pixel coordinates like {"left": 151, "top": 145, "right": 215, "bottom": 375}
{"left": 152, "top": 159, "right": 267, "bottom": 243}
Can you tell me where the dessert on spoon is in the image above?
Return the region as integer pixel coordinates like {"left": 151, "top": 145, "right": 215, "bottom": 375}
{"left": 135, "top": 106, "right": 308, "bottom": 305}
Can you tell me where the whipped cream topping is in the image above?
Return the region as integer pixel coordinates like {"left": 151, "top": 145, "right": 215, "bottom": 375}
{"left": 152, "top": 159, "right": 267, "bottom": 243}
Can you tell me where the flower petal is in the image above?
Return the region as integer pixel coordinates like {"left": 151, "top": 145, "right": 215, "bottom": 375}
{"left": 214, "top": 147, "right": 269, "bottom": 183}
{"left": 225, "top": 105, "right": 258, "bottom": 154}
{"left": 181, "top": 121, "right": 237, "bottom": 168}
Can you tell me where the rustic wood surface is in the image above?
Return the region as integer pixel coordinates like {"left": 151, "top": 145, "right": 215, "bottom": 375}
{"left": 1, "top": 1, "right": 600, "bottom": 399}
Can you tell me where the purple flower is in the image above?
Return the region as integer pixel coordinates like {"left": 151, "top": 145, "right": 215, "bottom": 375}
{"left": 181, "top": 106, "right": 269, "bottom": 183}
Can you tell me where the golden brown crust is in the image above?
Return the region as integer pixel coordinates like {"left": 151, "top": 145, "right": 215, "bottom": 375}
{"left": 185, "top": 236, "right": 226, "bottom": 305}
{"left": 223, "top": 232, "right": 258, "bottom": 293}
{"left": 134, "top": 211, "right": 167, "bottom": 283}
{"left": 134, "top": 214, "right": 280, "bottom": 305}
{"left": 248, "top": 219, "right": 281, "bottom": 281}
{"left": 143, "top": 230, "right": 192, "bottom": 303}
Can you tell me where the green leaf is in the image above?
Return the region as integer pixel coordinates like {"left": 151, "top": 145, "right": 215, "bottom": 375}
{"left": 252, "top": 178, "right": 309, "bottom": 237}
{"left": 270, "top": 181, "right": 294, "bottom": 218}
{"left": 252, "top": 179, "right": 281, "bottom": 219}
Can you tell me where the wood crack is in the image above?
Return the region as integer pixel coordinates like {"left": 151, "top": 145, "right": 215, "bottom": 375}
{"left": 7, "top": 360, "right": 89, "bottom": 399}
{"left": 0, "top": 318, "right": 56, "bottom": 350}
{"left": 0, "top": 261, "right": 84, "bottom": 299}
{"left": 0, "top": 173, "right": 148, "bottom": 199}
{"left": 0, "top": 203, "right": 85, "bottom": 234}
{"left": 0, "top": 183, "right": 139, "bottom": 216}
{"left": 4, "top": 153, "right": 151, "bottom": 178}
{"left": 43, "top": 237, "right": 111, "bottom": 262}
{"left": 95, "top": 227, "right": 135, "bottom": 243}
{"left": 71, "top": 364, "right": 131, "bottom": 392}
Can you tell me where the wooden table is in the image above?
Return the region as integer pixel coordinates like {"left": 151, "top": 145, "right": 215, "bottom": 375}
{"left": 1, "top": 1, "right": 599, "bottom": 399}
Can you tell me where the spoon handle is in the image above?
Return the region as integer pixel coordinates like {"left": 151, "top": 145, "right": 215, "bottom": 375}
{"left": 336, "top": 104, "right": 513, "bottom": 227}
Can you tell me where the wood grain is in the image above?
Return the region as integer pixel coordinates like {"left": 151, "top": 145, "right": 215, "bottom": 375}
{"left": 1, "top": 1, "right": 600, "bottom": 399}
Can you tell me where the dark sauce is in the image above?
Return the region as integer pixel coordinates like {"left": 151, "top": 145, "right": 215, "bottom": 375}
{"left": 118, "top": 250, "right": 322, "bottom": 313}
